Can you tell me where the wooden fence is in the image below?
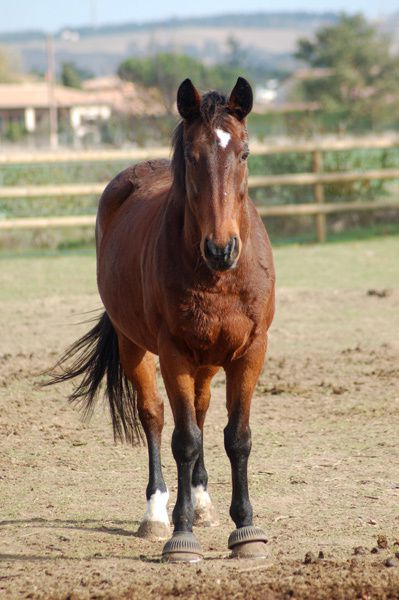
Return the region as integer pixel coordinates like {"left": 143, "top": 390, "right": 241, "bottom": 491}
{"left": 1, "top": 135, "right": 399, "bottom": 242}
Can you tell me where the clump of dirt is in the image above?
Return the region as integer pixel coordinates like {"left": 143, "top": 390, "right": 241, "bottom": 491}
{"left": 384, "top": 558, "right": 396, "bottom": 568}
{"left": 367, "top": 288, "right": 392, "bottom": 297}
{"left": 378, "top": 534, "right": 389, "bottom": 549}
{"left": 304, "top": 551, "right": 318, "bottom": 564}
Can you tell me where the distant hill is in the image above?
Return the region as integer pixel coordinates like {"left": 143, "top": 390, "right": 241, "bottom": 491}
{"left": 1, "top": 11, "right": 396, "bottom": 80}
{"left": 0, "top": 12, "right": 340, "bottom": 42}
{"left": 0, "top": 30, "right": 45, "bottom": 43}
{"left": 59, "top": 12, "right": 340, "bottom": 37}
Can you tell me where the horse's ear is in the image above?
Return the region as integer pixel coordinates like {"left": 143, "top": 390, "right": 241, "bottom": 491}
{"left": 177, "top": 79, "right": 201, "bottom": 121}
{"left": 228, "top": 77, "right": 253, "bottom": 121}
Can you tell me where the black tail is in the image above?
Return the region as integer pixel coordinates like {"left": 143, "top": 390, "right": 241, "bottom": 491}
{"left": 44, "top": 311, "right": 144, "bottom": 446}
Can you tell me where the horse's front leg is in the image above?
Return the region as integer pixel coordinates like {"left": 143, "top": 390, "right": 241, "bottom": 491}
{"left": 224, "top": 336, "right": 269, "bottom": 558}
{"left": 192, "top": 366, "right": 220, "bottom": 527}
{"left": 158, "top": 329, "right": 203, "bottom": 563}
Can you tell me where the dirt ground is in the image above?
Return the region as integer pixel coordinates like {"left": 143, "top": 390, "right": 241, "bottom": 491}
{"left": 1, "top": 240, "right": 399, "bottom": 599}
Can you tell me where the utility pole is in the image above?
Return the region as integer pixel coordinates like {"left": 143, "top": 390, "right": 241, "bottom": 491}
{"left": 47, "top": 34, "right": 58, "bottom": 149}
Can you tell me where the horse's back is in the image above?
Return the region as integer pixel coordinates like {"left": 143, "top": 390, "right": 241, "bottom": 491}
{"left": 96, "top": 159, "right": 171, "bottom": 243}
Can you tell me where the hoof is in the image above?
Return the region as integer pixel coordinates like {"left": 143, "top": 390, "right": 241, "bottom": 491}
{"left": 194, "top": 504, "right": 220, "bottom": 527}
{"left": 161, "top": 532, "right": 203, "bottom": 563}
{"left": 137, "top": 520, "right": 171, "bottom": 540}
{"left": 228, "top": 526, "right": 268, "bottom": 559}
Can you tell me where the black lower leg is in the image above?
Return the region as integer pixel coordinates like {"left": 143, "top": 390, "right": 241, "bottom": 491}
{"left": 192, "top": 433, "right": 208, "bottom": 489}
{"left": 146, "top": 434, "right": 167, "bottom": 499}
{"left": 171, "top": 423, "right": 201, "bottom": 532}
{"left": 224, "top": 417, "right": 253, "bottom": 528}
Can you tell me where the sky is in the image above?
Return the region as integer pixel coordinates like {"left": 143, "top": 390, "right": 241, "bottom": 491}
{"left": 0, "top": 0, "right": 397, "bottom": 33}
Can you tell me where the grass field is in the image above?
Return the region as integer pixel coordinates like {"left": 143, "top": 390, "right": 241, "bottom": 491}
{"left": 1, "top": 235, "right": 398, "bottom": 301}
{"left": 0, "top": 236, "right": 399, "bottom": 599}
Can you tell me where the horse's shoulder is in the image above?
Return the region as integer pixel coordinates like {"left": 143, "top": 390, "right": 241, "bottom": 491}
{"left": 97, "top": 159, "right": 171, "bottom": 241}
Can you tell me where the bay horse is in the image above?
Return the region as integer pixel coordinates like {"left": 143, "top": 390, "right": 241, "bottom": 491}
{"left": 48, "top": 77, "right": 275, "bottom": 562}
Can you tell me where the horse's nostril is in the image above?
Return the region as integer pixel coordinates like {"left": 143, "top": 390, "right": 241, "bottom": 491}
{"left": 227, "top": 237, "right": 238, "bottom": 259}
{"left": 204, "top": 238, "right": 218, "bottom": 260}
{"left": 204, "top": 237, "right": 239, "bottom": 267}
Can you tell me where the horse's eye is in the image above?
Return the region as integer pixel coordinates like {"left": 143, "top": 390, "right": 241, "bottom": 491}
{"left": 184, "top": 147, "right": 197, "bottom": 165}
{"left": 240, "top": 150, "right": 250, "bottom": 162}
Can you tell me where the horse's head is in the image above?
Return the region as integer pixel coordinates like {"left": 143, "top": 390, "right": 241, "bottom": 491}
{"left": 174, "top": 77, "right": 253, "bottom": 272}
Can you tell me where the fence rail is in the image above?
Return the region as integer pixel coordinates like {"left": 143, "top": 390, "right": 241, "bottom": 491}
{"left": 2, "top": 135, "right": 399, "bottom": 164}
{"left": 1, "top": 198, "right": 398, "bottom": 232}
{"left": 1, "top": 135, "right": 399, "bottom": 241}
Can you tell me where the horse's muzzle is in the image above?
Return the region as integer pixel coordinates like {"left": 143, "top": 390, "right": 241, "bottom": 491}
{"left": 204, "top": 237, "right": 239, "bottom": 271}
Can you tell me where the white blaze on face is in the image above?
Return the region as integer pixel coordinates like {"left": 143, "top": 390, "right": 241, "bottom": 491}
{"left": 191, "top": 484, "right": 213, "bottom": 511}
{"left": 142, "top": 489, "right": 170, "bottom": 524}
{"left": 215, "top": 128, "right": 231, "bottom": 149}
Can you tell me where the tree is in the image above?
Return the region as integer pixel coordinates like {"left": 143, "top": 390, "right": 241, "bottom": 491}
{"left": 61, "top": 62, "right": 92, "bottom": 89}
{"left": 225, "top": 36, "right": 247, "bottom": 69}
{"left": 118, "top": 53, "right": 212, "bottom": 112}
{"left": 295, "top": 14, "right": 399, "bottom": 130}
{"left": 61, "top": 62, "right": 82, "bottom": 88}
{"left": 118, "top": 52, "right": 246, "bottom": 113}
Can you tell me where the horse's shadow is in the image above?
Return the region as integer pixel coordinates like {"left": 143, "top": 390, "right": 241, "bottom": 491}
{"left": 0, "top": 517, "right": 160, "bottom": 563}
{"left": 0, "top": 518, "right": 229, "bottom": 563}
{"left": 0, "top": 516, "right": 139, "bottom": 537}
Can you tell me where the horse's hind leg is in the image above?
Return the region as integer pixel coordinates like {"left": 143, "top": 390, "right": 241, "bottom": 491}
{"left": 118, "top": 334, "right": 170, "bottom": 540}
{"left": 192, "top": 366, "right": 219, "bottom": 527}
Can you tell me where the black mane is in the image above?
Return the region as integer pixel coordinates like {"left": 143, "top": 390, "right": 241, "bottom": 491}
{"left": 171, "top": 90, "right": 229, "bottom": 191}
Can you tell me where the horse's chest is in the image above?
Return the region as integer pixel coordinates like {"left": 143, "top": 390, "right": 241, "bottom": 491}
{"left": 176, "top": 294, "right": 255, "bottom": 362}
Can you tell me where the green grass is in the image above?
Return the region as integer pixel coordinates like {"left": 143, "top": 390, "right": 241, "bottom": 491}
{"left": 274, "top": 235, "right": 399, "bottom": 289}
{"left": 0, "top": 250, "right": 97, "bottom": 301}
{"left": 1, "top": 236, "right": 398, "bottom": 302}
{"left": 269, "top": 221, "right": 399, "bottom": 246}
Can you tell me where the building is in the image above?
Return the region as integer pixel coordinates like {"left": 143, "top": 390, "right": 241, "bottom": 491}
{"left": 0, "top": 77, "right": 168, "bottom": 145}
{"left": 0, "top": 81, "right": 111, "bottom": 143}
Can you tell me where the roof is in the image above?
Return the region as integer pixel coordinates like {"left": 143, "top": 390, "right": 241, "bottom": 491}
{"left": 293, "top": 68, "right": 334, "bottom": 81}
{"left": 82, "top": 75, "right": 122, "bottom": 91}
{"left": 0, "top": 82, "right": 109, "bottom": 110}
{"left": 82, "top": 76, "right": 166, "bottom": 116}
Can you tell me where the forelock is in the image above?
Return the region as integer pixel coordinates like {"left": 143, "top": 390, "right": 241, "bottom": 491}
{"left": 200, "top": 91, "right": 229, "bottom": 126}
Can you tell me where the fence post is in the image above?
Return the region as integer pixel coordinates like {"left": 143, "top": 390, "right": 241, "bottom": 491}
{"left": 312, "top": 150, "right": 326, "bottom": 242}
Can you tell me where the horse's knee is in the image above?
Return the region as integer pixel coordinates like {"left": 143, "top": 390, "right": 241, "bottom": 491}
{"left": 138, "top": 395, "right": 164, "bottom": 430}
{"left": 172, "top": 424, "right": 201, "bottom": 464}
{"left": 224, "top": 421, "right": 252, "bottom": 462}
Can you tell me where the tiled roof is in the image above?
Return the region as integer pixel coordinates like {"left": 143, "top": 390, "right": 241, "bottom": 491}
{"left": 0, "top": 82, "right": 109, "bottom": 109}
